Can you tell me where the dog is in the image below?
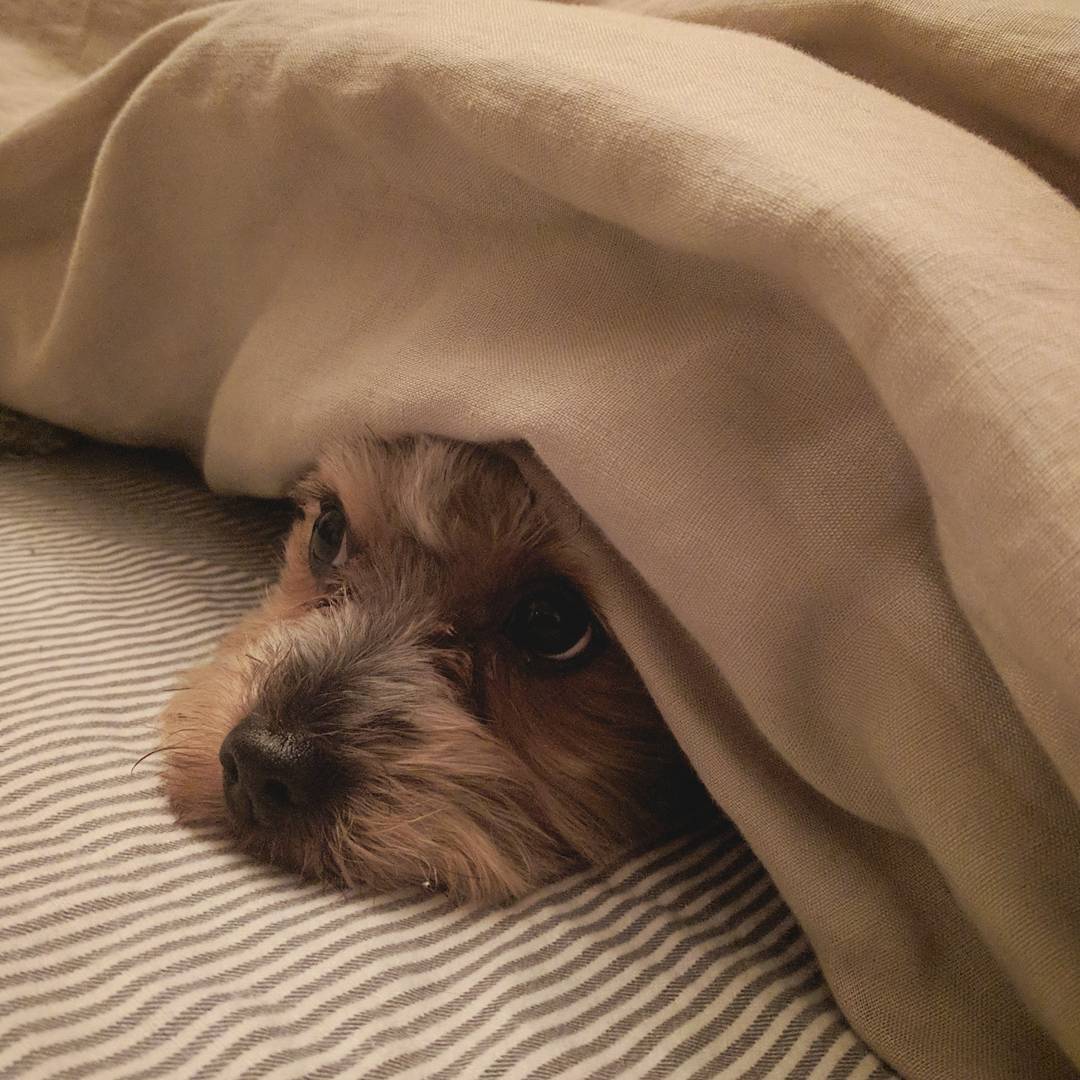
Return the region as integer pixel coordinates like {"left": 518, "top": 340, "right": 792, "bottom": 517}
{"left": 161, "top": 435, "right": 711, "bottom": 903}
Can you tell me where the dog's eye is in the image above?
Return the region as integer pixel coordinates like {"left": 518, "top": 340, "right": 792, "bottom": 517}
{"left": 506, "top": 583, "right": 596, "bottom": 662}
{"left": 309, "top": 504, "right": 349, "bottom": 570}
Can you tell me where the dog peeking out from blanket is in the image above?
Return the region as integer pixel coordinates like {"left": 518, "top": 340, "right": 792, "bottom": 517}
{"left": 161, "top": 436, "right": 712, "bottom": 903}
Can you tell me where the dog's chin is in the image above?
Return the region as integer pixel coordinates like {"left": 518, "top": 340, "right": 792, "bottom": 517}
{"left": 240, "top": 826, "right": 578, "bottom": 907}
{"left": 161, "top": 741, "right": 581, "bottom": 906}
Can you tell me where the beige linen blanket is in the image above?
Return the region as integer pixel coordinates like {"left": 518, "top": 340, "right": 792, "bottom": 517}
{"left": 2, "top": 1, "right": 1079, "bottom": 1077}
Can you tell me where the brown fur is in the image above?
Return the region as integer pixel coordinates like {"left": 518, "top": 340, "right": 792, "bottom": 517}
{"left": 161, "top": 436, "right": 711, "bottom": 904}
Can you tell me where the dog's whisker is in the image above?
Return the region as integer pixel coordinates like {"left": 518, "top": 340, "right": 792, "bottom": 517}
{"left": 158, "top": 726, "right": 204, "bottom": 740}
{"left": 131, "top": 743, "right": 199, "bottom": 774}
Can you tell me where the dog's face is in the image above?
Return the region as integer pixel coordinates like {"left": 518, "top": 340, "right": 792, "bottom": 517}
{"left": 162, "top": 436, "right": 706, "bottom": 903}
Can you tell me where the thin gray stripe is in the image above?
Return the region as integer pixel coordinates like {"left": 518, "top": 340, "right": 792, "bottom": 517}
{"left": 556, "top": 907, "right": 804, "bottom": 1080}
{"left": 11, "top": 521, "right": 270, "bottom": 550}
{"left": 0, "top": 855, "right": 247, "bottom": 943}
{"left": 0, "top": 791, "right": 171, "bottom": 844}
{"left": 1, "top": 641, "right": 231, "bottom": 681}
{"left": 0, "top": 821, "right": 177, "bottom": 880}
{"left": 4, "top": 670, "right": 192, "bottom": 699}
{"left": 641, "top": 939, "right": 819, "bottom": 1078}
{"left": 369, "top": 847, "right": 756, "bottom": 1071}
{"left": 1, "top": 775, "right": 159, "bottom": 821}
{"left": 0, "top": 881, "right": 417, "bottom": 1020}
{"left": 0, "top": 613, "right": 246, "bottom": 667}
{"left": 1, "top": 637, "right": 230, "bottom": 695}
{"left": 1, "top": 646, "right": 226, "bottom": 694}
{"left": 0, "top": 693, "right": 190, "bottom": 733}
{"left": 3, "top": 756, "right": 170, "bottom": 799}
{"left": 13, "top": 722, "right": 155, "bottom": 745}
{"left": 0, "top": 549, "right": 274, "bottom": 581}
{"left": 0, "top": 559, "right": 268, "bottom": 596}
{"left": 0, "top": 501, "right": 271, "bottom": 527}
{"left": 686, "top": 969, "right": 834, "bottom": 1080}
{"left": 725, "top": 996, "right": 848, "bottom": 1080}
{"left": 467, "top": 884, "right": 796, "bottom": 1080}
{"left": 0, "top": 589, "right": 258, "bottom": 631}
{"left": 0, "top": 579, "right": 260, "bottom": 614}
{"left": 0, "top": 562, "right": 264, "bottom": 599}
{"left": 1, "top": 773, "right": 152, "bottom": 812}
{"left": 0, "top": 873, "right": 355, "bottom": 1003}
{"left": 0, "top": 836, "right": 232, "bottom": 915}
{"left": 0, "top": 499, "right": 279, "bottom": 533}
{"left": 352, "top": 854, "right": 769, "bottom": 1080}
{"left": 0, "top": 583, "right": 260, "bottom": 617}
{"left": 0, "top": 469, "right": 284, "bottom": 513}
{"left": 12, "top": 876, "right": 517, "bottom": 1077}
{"left": 0, "top": 753, "right": 151, "bottom": 796}
{"left": 86, "top": 840, "right": 716, "bottom": 1079}
{"left": 0, "top": 862, "right": 262, "bottom": 966}
{"left": 786, "top": 1016, "right": 860, "bottom": 1079}
{"left": 3, "top": 724, "right": 181, "bottom": 760}
{"left": 1, "top": 732, "right": 170, "bottom": 774}
{"left": 3, "top": 839, "right": 688, "bottom": 1038}
{"left": 0, "top": 485, "right": 284, "bottom": 531}
{"left": 832, "top": 1040, "right": 885, "bottom": 1080}
{"left": 0, "top": 534, "right": 256, "bottom": 566}
{"left": 0, "top": 567, "right": 261, "bottom": 603}
{"left": 0, "top": 553, "right": 269, "bottom": 588}
{"left": 1, "top": 602, "right": 246, "bottom": 641}
{"left": 192, "top": 839, "right": 746, "bottom": 1080}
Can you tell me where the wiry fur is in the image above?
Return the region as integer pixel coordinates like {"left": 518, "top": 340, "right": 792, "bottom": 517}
{"left": 161, "top": 436, "right": 711, "bottom": 904}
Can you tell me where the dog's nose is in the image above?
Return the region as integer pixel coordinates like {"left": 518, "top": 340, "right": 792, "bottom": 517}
{"left": 219, "top": 718, "right": 332, "bottom": 825}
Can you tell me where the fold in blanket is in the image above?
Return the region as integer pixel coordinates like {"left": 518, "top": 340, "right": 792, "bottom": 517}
{"left": 2, "top": 1, "right": 1079, "bottom": 1076}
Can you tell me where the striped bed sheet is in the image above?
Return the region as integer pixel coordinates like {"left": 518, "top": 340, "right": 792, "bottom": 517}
{"left": 0, "top": 445, "right": 897, "bottom": 1079}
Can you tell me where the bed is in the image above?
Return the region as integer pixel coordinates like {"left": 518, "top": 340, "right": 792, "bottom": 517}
{"left": 2, "top": 0, "right": 1079, "bottom": 1076}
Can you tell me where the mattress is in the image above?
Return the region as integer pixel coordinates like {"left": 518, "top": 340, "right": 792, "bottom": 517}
{"left": 0, "top": 444, "right": 896, "bottom": 1079}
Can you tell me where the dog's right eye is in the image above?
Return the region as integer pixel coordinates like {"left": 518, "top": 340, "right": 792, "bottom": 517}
{"left": 309, "top": 505, "right": 349, "bottom": 570}
{"left": 506, "top": 582, "right": 598, "bottom": 664}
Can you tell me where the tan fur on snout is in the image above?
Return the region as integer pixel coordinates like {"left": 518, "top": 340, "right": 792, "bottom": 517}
{"left": 161, "top": 436, "right": 712, "bottom": 904}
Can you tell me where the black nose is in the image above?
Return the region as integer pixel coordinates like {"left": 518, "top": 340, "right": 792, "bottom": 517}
{"left": 219, "top": 718, "right": 334, "bottom": 826}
